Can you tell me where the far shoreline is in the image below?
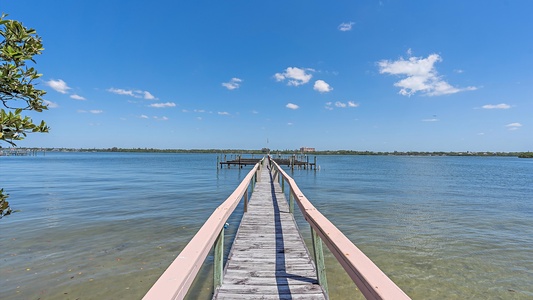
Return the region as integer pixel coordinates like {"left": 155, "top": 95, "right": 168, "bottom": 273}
{"left": 4, "top": 147, "right": 533, "bottom": 158}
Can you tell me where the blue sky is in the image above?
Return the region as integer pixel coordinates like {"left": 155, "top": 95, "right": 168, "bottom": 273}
{"left": 3, "top": 0, "right": 532, "bottom": 151}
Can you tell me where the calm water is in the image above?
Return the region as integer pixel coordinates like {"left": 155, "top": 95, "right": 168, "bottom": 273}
{"left": 1, "top": 153, "right": 532, "bottom": 299}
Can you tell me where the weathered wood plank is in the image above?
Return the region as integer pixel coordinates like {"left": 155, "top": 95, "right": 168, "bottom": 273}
{"left": 215, "top": 293, "right": 326, "bottom": 300}
{"left": 213, "top": 166, "right": 327, "bottom": 299}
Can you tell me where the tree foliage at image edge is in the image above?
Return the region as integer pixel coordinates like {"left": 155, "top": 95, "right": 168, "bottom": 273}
{"left": 1, "top": 13, "right": 49, "bottom": 218}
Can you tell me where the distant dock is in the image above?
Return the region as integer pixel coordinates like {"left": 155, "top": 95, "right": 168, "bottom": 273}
{"left": 0, "top": 148, "right": 43, "bottom": 156}
{"left": 219, "top": 154, "right": 316, "bottom": 170}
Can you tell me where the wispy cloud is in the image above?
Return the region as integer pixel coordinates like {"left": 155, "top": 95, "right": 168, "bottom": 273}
{"left": 70, "top": 94, "right": 86, "bottom": 100}
{"left": 222, "top": 78, "right": 243, "bottom": 90}
{"left": 43, "top": 100, "right": 59, "bottom": 108}
{"left": 338, "top": 22, "right": 355, "bottom": 31}
{"left": 286, "top": 103, "right": 299, "bottom": 110}
{"left": 422, "top": 118, "right": 439, "bottom": 122}
{"left": 325, "top": 101, "right": 359, "bottom": 110}
{"left": 150, "top": 102, "right": 176, "bottom": 108}
{"left": 274, "top": 67, "right": 313, "bottom": 86}
{"left": 153, "top": 116, "right": 169, "bottom": 121}
{"left": 107, "top": 88, "right": 157, "bottom": 99}
{"left": 218, "top": 111, "right": 230, "bottom": 115}
{"left": 107, "top": 88, "right": 136, "bottom": 97}
{"left": 482, "top": 103, "right": 511, "bottom": 109}
{"left": 506, "top": 122, "right": 522, "bottom": 130}
{"left": 378, "top": 53, "right": 477, "bottom": 96}
{"left": 140, "top": 114, "right": 149, "bottom": 119}
{"left": 313, "top": 80, "right": 333, "bottom": 93}
{"left": 77, "top": 109, "right": 103, "bottom": 114}
{"left": 335, "top": 101, "right": 346, "bottom": 108}
{"left": 46, "top": 79, "right": 71, "bottom": 94}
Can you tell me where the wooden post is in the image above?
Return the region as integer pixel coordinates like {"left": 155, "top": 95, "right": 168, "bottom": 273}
{"left": 292, "top": 154, "right": 295, "bottom": 170}
{"left": 314, "top": 156, "right": 317, "bottom": 170}
{"left": 281, "top": 176, "right": 285, "bottom": 192}
{"left": 217, "top": 155, "right": 220, "bottom": 169}
{"left": 311, "top": 226, "right": 329, "bottom": 296}
{"left": 214, "top": 228, "right": 224, "bottom": 290}
{"left": 252, "top": 173, "right": 256, "bottom": 191}
{"left": 244, "top": 187, "right": 249, "bottom": 213}
{"left": 289, "top": 188, "right": 294, "bottom": 214}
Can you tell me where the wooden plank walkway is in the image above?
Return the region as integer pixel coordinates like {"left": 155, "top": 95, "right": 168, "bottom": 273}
{"left": 213, "top": 166, "right": 327, "bottom": 300}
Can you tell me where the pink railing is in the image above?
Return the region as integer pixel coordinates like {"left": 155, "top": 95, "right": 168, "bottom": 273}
{"left": 270, "top": 158, "right": 411, "bottom": 300}
{"left": 143, "top": 159, "right": 263, "bottom": 300}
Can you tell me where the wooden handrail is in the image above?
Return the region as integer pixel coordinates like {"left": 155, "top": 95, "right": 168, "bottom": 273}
{"left": 143, "top": 158, "right": 263, "bottom": 300}
{"left": 270, "top": 158, "right": 411, "bottom": 300}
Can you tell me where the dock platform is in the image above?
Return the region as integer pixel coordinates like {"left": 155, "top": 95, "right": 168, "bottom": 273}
{"left": 213, "top": 166, "right": 326, "bottom": 299}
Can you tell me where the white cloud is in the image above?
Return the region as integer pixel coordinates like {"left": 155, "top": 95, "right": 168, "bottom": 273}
{"left": 46, "top": 79, "right": 71, "bottom": 94}
{"left": 77, "top": 109, "right": 103, "bottom": 114}
{"left": 154, "top": 116, "right": 169, "bottom": 121}
{"left": 107, "top": 88, "right": 157, "bottom": 99}
{"left": 252, "top": 110, "right": 259, "bottom": 114}
{"left": 107, "top": 88, "right": 136, "bottom": 97}
{"left": 143, "top": 91, "right": 156, "bottom": 100}
{"left": 338, "top": 22, "right": 355, "bottom": 31}
{"left": 274, "top": 67, "right": 313, "bottom": 86}
{"left": 378, "top": 53, "right": 477, "bottom": 96}
{"left": 140, "top": 114, "right": 149, "bottom": 119}
{"left": 150, "top": 102, "right": 176, "bottom": 108}
{"left": 287, "top": 122, "right": 293, "bottom": 126}
{"left": 325, "top": 101, "right": 359, "bottom": 110}
{"left": 222, "top": 78, "right": 243, "bottom": 90}
{"left": 335, "top": 101, "right": 346, "bottom": 108}
{"left": 313, "top": 80, "right": 333, "bottom": 93}
{"left": 218, "top": 111, "right": 230, "bottom": 115}
{"left": 43, "top": 100, "right": 59, "bottom": 108}
{"left": 506, "top": 122, "right": 522, "bottom": 130}
{"left": 286, "top": 103, "right": 299, "bottom": 110}
{"left": 422, "top": 118, "right": 439, "bottom": 122}
{"left": 482, "top": 103, "right": 511, "bottom": 109}
{"left": 70, "top": 94, "right": 86, "bottom": 100}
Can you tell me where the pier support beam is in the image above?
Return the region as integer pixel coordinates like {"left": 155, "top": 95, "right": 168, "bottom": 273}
{"left": 214, "top": 228, "right": 224, "bottom": 290}
{"left": 311, "top": 227, "right": 329, "bottom": 296}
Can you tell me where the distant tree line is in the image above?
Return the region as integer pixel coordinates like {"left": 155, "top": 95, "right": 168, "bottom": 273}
{"left": 12, "top": 147, "right": 532, "bottom": 157}
{"left": 518, "top": 152, "right": 533, "bottom": 158}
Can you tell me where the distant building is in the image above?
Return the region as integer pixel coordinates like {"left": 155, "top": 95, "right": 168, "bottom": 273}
{"left": 300, "top": 147, "right": 315, "bottom": 152}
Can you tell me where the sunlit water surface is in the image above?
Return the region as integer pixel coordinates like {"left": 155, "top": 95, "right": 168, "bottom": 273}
{"left": 1, "top": 153, "right": 532, "bottom": 299}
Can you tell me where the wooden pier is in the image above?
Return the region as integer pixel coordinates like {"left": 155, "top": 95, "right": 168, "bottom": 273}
{"left": 144, "top": 157, "right": 410, "bottom": 300}
{"left": 213, "top": 166, "right": 326, "bottom": 299}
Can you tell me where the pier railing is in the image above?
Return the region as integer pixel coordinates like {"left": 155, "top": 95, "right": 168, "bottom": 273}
{"left": 143, "top": 158, "right": 264, "bottom": 300}
{"left": 270, "top": 158, "right": 411, "bottom": 300}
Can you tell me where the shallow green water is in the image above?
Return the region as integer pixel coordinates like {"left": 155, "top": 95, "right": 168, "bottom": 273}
{"left": 1, "top": 153, "right": 532, "bottom": 299}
